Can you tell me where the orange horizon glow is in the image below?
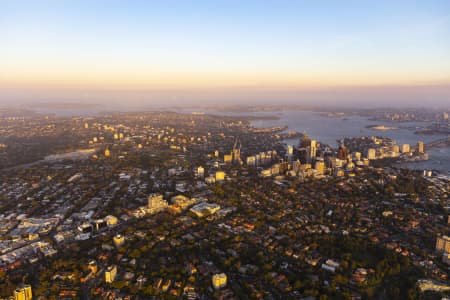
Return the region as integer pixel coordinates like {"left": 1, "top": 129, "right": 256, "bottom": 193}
{"left": 1, "top": 70, "right": 450, "bottom": 91}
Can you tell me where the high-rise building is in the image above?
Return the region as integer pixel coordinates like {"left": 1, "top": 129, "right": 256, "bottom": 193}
{"left": 436, "top": 235, "right": 450, "bottom": 253}
{"left": 279, "top": 161, "right": 290, "bottom": 174}
{"left": 401, "top": 144, "right": 411, "bottom": 153}
{"left": 392, "top": 145, "right": 400, "bottom": 155}
{"left": 299, "top": 134, "right": 311, "bottom": 148}
{"left": 417, "top": 141, "right": 424, "bottom": 154}
{"left": 105, "top": 265, "right": 117, "bottom": 283}
{"left": 287, "top": 145, "right": 294, "bottom": 156}
{"left": 367, "top": 148, "right": 376, "bottom": 160}
{"left": 286, "top": 145, "right": 294, "bottom": 163}
{"left": 292, "top": 159, "right": 302, "bottom": 173}
{"left": 148, "top": 194, "right": 168, "bottom": 214}
{"left": 337, "top": 144, "right": 348, "bottom": 160}
{"left": 270, "top": 164, "right": 280, "bottom": 175}
{"left": 14, "top": 285, "right": 32, "bottom": 300}
{"left": 104, "top": 148, "right": 111, "bottom": 157}
{"left": 314, "top": 159, "right": 325, "bottom": 175}
{"left": 310, "top": 140, "right": 317, "bottom": 159}
{"left": 232, "top": 139, "right": 241, "bottom": 163}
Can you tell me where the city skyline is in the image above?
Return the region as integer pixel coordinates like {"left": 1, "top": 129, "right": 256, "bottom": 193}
{"left": 1, "top": 0, "right": 450, "bottom": 107}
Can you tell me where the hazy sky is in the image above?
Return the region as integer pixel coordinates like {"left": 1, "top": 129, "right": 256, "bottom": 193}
{"left": 1, "top": 1, "right": 450, "bottom": 107}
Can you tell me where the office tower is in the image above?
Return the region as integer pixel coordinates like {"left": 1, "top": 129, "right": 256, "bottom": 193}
{"left": 310, "top": 140, "right": 317, "bottom": 159}
{"left": 255, "top": 154, "right": 261, "bottom": 166}
{"left": 232, "top": 139, "right": 241, "bottom": 163}
{"left": 367, "top": 148, "right": 376, "bottom": 160}
{"left": 392, "top": 145, "right": 400, "bottom": 156}
{"left": 293, "top": 159, "right": 302, "bottom": 173}
{"left": 287, "top": 145, "right": 294, "bottom": 156}
{"left": 260, "top": 152, "right": 268, "bottom": 164}
{"left": 148, "top": 194, "right": 168, "bottom": 214}
{"left": 271, "top": 164, "right": 280, "bottom": 175}
{"left": 105, "top": 265, "right": 118, "bottom": 283}
{"left": 279, "top": 161, "right": 290, "bottom": 174}
{"left": 337, "top": 144, "right": 348, "bottom": 160}
{"left": 354, "top": 152, "right": 361, "bottom": 161}
{"left": 14, "top": 285, "right": 32, "bottom": 300}
{"left": 417, "top": 141, "right": 424, "bottom": 154}
{"left": 401, "top": 144, "right": 411, "bottom": 153}
{"left": 299, "top": 134, "right": 311, "bottom": 148}
{"left": 314, "top": 159, "right": 325, "bottom": 175}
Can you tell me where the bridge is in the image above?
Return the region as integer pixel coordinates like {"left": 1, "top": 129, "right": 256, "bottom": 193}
{"left": 425, "top": 136, "right": 450, "bottom": 149}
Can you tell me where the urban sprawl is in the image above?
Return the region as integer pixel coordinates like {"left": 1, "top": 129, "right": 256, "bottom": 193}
{"left": 0, "top": 111, "right": 449, "bottom": 299}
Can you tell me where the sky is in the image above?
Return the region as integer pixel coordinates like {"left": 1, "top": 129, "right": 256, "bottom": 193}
{"left": 1, "top": 0, "right": 450, "bottom": 108}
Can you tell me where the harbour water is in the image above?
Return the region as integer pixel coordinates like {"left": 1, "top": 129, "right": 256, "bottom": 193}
{"left": 249, "top": 110, "right": 450, "bottom": 174}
